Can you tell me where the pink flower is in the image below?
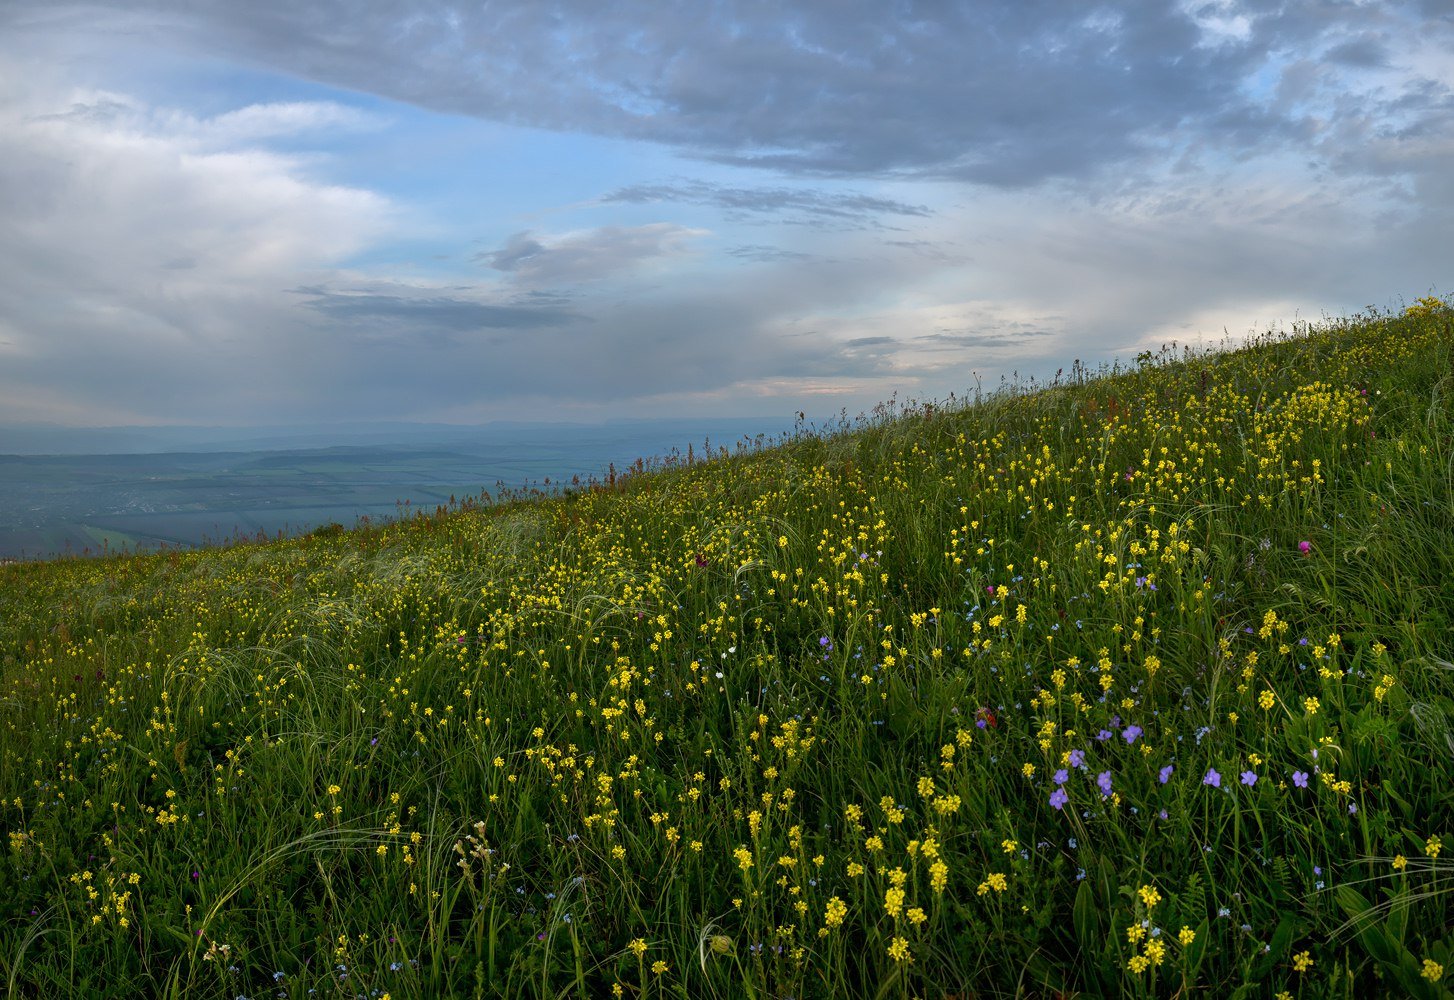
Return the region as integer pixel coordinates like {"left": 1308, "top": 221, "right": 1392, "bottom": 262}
{"left": 1298, "top": 541, "right": 1312, "bottom": 555}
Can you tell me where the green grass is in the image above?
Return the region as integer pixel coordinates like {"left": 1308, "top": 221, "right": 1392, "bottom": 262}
{"left": 2, "top": 299, "right": 1453, "bottom": 998}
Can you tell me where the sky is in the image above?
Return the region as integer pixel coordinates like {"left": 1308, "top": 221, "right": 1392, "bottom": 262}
{"left": 1, "top": 1, "right": 1451, "bottom": 431}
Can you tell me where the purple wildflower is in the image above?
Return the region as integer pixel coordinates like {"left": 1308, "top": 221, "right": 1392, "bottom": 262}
{"left": 1203, "top": 769, "right": 1222, "bottom": 788}
{"left": 1299, "top": 541, "right": 1312, "bottom": 555}
{"left": 1049, "top": 787, "right": 1069, "bottom": 811}
{"left": 1292, "top": 770, "right": 1309, "bottom": 788}
{"left": 1097, "top": 771, "right": 1113, "bottom": 797}
{"left": 1159, "top": 764, "right": 1174, "bottom": 784}
{"left": 1240, "top": 770, "right": 1258, "bottom": 787}
{"left": 1122, "top": 725, "right": 1143, "bottom": 745}
{"left": 1068, "top": 749, "right": 1086, "bottom": 770}
{"left": 1096, "top": 729, "right": 1113, "bottom": 742}
{"left": 1053, "top": 769, "right": 1069, "bottom": 785}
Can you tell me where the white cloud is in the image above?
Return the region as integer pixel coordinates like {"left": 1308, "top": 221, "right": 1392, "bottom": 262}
{"left": 0, "top": 79, "right": 393, "bottom": 424}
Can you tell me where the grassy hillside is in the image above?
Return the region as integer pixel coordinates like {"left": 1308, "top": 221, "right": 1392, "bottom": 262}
{"left": 2, "top": 301, "right": 1452, "bottom": 999}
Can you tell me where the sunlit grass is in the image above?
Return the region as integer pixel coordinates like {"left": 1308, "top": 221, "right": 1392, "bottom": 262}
{"left": 2, "top": 299, "right": 1452, "bottom": 998}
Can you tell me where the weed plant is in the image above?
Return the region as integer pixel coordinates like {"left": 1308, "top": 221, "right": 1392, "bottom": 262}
{"left": 2, "top": 299, "right": 1452, "bottom": 998}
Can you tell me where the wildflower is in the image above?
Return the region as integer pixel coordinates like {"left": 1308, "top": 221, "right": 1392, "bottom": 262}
{"left": 628, "top": 938, "right": 648, "bottom": 958}
{"left": 1097, "top": 771, "right": 1113, "bottom": 797}
{"left": 1053, "top": 769, "right": 1069, "bottom": 785}
{"left": 976, "top": 873, "right": 1008, "bottom": 895}
{"left": 1304, "top": 697, "right": 1319, "bottom": 715}
{"left": 1203, "top": 769, "right": 1221, "bottom": 788}
{"left": 887, "top": 936, "right": 912, "bottom": 963}
{"left": 1068, "top": 749, "right": 1086, "bottom": 769}
{"left": 1049, "top": 787, "right": 1069, "bottom": 811}
{"left": 651, "top": 960, "right": 669, "bottom": 974}
{"left": 1422, "top": 959, "right": 1444, "bottom": 982}
{"left": 1259, "top": 689, "right": 1275, "bottom": 710}
{"left": 1179, "top": 926, "right": 1195, "bottom": 946}
{"left": 1240, "top": 771, "right": 1257, "bottom": 787}
{"left": 1159, "top": 764, "right": 1174, "bottom": 784}
{"left": 1127, "top": 954, "right": 1150, "bottom": 973}
{"left": 1292, "top": 950, "right": 1313, "bottom": 973}
{"left": 1298, "top": 541, "right": 1311, "bottom": 555}
{"left": 912, "top": 856, "right": 943, "bottom": 894}
{"left": 1392, "top": 855, "right": 1407, "bottom": 871}
{"left": 1292, "top": 770, "right": 1309, "bottom": 788}
{"left": 823, "top": 896, "right": 847, "bottom": 929}
{"left": 1122, "top": 725, "right": 1143, "bottom": 745}
{"left": 1138, "top": 884, "right": 1161, "bottom": 909}
{"left": 1425, "top": 835, "right": 1442, "bottom": 859}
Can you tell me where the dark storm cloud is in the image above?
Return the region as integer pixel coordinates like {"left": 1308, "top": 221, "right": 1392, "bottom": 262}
{"left": 13, "top": 1, "right": 1446, "bottom": 186}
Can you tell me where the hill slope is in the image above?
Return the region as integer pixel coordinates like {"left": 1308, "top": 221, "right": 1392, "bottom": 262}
{"left": 3, "top": 302, "right": 1453, "bottom": 998}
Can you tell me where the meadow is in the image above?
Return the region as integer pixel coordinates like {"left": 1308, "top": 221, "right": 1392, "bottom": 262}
{"left": 1, "top": 299, "right": 1451, "bottom": 998}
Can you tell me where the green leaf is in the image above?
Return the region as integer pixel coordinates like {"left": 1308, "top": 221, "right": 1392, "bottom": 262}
{"left": 1251, "top": 913, "right": 1298, "bottom": 980}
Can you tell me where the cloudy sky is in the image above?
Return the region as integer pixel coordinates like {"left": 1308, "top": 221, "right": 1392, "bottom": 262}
{"left": 1, "top": 1, "right": 1451, "bottom": 430}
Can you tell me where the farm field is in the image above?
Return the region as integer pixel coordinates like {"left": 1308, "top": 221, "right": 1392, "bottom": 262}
{"left": 1, "top": 302, "right": 1452, "bottom": 998}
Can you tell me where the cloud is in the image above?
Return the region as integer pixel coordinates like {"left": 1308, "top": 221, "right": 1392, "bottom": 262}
{"left": 725, "top": 244, "right": 812, "bottom": 263}
{"left": 915, "top": 331, "right": 1054, "bottom": 349}
{"left": 1, "top": 1, "right": 1451, "bottom": 432}
{"left": 602, "top": 180, "right": 929, "bottom": 227}
{"left": 27, "top": 92, "right": 380, "bottom": 148}
{"left": 0, "top": 77, "right": 393, "bottom": 425}
{"left": 10, "top": 0, "right": 1443, "bottom": 192}
{"left": 300, "top": 289, "right": 578, "bottom": 333}
{"left": 475, "top": 223, "right": 708, "bottom": 285}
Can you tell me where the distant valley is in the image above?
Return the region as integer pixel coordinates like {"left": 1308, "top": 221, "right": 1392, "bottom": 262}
{"left": 0, "top": 418, "right": 790, "bottom": 560}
